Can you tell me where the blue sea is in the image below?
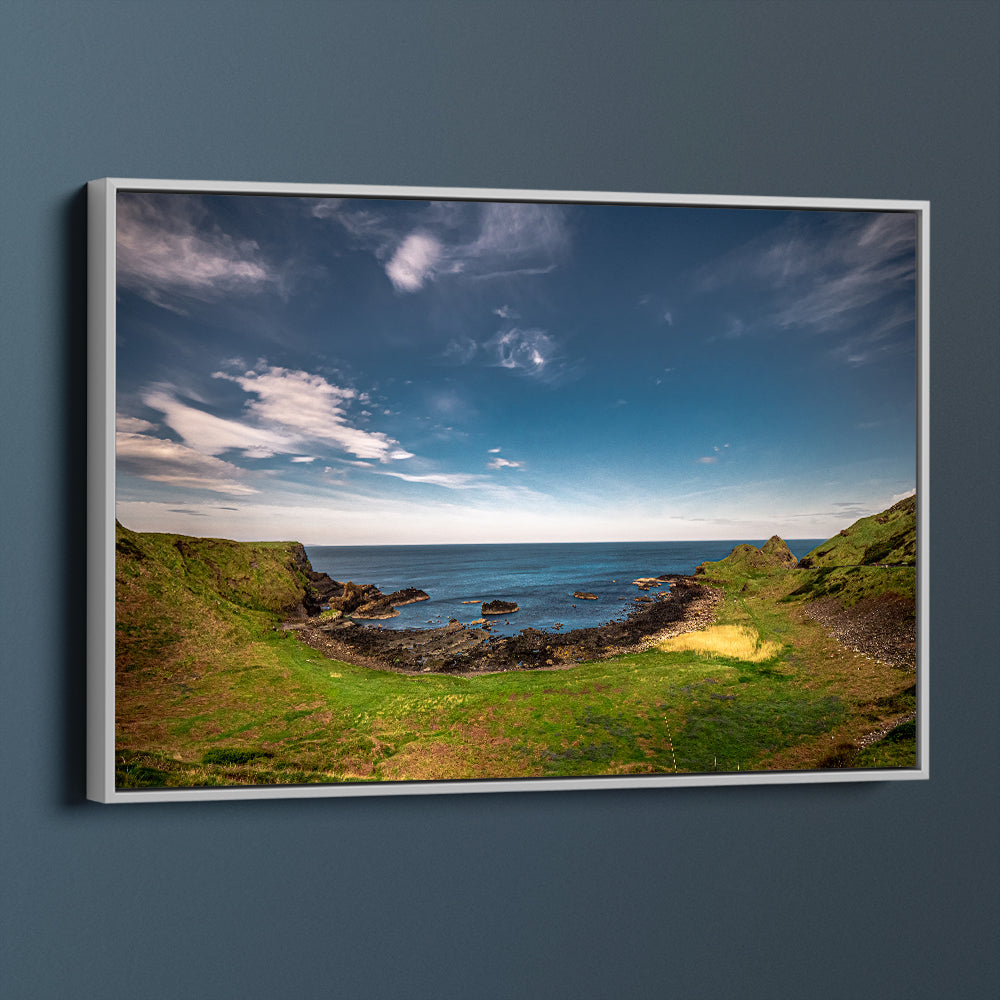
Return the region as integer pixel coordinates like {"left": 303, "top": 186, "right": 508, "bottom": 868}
{"left": 306, "top": 539, "right": 823, "bottom": 638}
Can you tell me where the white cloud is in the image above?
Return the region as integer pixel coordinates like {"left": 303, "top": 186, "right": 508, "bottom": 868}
{"left": 385, "top": 233, "right": 444, "bottom": 292}
{"left": 213, "top": 365, "right": 414, "bottom": 462}
{"left": 494, "top": 304, "right": 519, "bottom": 319}
{"left": 142, "top": 385, "right": 291, "bottom": 459}
{"left": 116, "top": 193, "right": 280, "bottom": 308}
{"left": 488, "top": 447, "right": 502, "bottom": 453}
{"left": 380, "top": 201, "right": 568, "bottom": 293}
{"left": 314, "top": 199, "right": 567, "bottom": 295}
{"left": 290, "top": 456, "right": 316, "bottom": 463}
{"left": 116, "top": 431, "right": 260, "bottom": 495}
{"left": 488, "top": 457, "right": 522, "bottom": 470}
{"left": 378, "top": 470, "right": 488, "bottom": 490}
{"left": 116, "top": 413, "right": 157, "bottom": 434}
{"left": 140, "top": 365, "right": 413, "bottom": 467}
{"left": 486, "top": 327, "right": 557, "bottom": 376}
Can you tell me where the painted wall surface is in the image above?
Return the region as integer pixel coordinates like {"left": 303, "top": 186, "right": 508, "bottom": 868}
{"left": 1, "top": 2, "right": 997, "bottom": 997}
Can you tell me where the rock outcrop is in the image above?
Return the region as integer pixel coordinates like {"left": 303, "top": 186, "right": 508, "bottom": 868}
{"left": 385, "top": 587, "right": 430, "bottom": 606}
{"left": 695, "top": 535, "right": 798, "bottom": 579}
{"left": 318, "top": 580, "right": 430, "bottom": 620}
{"left": 760, "top": 535, "right": 799, "bottom": 568}
{"left": 482, "top": 599, "right": 518, "bottom": 615}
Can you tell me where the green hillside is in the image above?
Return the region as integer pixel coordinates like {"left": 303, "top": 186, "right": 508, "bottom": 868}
{"left": 783, "top": 495, "right": 917, "bottom": 608}
{"left": 112, "top": 509, "right": 918, "bottom": 789}
{"left": 695, "top": 534, "right": 799, "bottom": 586}
{"left": 799, "top": 494, "right": 916, "bottom": 569}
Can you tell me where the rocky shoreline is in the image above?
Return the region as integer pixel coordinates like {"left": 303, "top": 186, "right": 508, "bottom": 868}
{"left": 285, "top": 573, "right": 723, "bottom": 674}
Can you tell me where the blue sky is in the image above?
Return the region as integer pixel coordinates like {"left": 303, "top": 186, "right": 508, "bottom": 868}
{"left": 114, "top": 190, "right": 918, "bottom": 544}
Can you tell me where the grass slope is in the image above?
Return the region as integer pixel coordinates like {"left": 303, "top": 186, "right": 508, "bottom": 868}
{"left": 800, "top": 494, "right": 916, "bottom": 569}
{"left": 784, "top": 495, "right": 917, "bottom": 607}
{"left": 114, "top": 510, "right": 918, "bottom": 790}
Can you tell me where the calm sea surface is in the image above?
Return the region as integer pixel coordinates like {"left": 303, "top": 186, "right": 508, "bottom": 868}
{"left": 306, "top": 539, "right": 824, "bottom": 638}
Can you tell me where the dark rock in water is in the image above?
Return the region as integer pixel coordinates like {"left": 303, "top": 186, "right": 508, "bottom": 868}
{"left": 327, "top": 580, "right": 382, "bottom": 614}
{"left": 352, "top": 599, "right": 399, "bottom": 620}
{"left": 309, "top": 576, "right": 428, "bottom": 619}
{"left": 386, "top": 587, "right": 430, "bottom": 606}
{"left": 573, "top": 591, "right": 598, "bottom": 600}
{"left": 482, "top": 599, "right": 518, "bottom": 615}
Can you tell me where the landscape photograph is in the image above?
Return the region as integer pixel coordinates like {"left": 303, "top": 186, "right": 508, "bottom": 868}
{"left": 103, "top": 183, "right": 923, "bottom": 792}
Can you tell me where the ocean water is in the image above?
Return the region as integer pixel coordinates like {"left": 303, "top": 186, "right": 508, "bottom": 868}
{"left": 306, "top": 539, "right": 824, "bottom": 638}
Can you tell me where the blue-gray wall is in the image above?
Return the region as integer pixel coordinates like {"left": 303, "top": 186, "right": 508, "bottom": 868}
{"left": 2, "top": 2, "right": 997, "bottom": 997}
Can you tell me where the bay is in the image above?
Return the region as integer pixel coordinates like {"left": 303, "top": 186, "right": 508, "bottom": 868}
{"left": 306, "top": 539, "right": 824, "bottom": 637}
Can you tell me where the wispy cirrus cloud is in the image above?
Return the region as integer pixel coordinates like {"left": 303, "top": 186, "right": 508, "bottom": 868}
{"left": 116, "top": 431, "right": 261, "bottom": 495}
{"left": 310, "top": 198, "right": 389, "bottom": 242}
{"left": 444, "top": 323, "right": 575, "bottom": 384}
{"left": 378, "top": 469, "right": 487, "bottom": 490}
{"left": 487, "top": 327, "right": 556, "bottom": 374}
{"left": 485, "top": 326, "right": 577, "bottom": 384}
{"left": 117, "top": 193, "right": 282, "bottom": 310}
{"left": 696, "top": 212, "right": 917, "bottom": 358}
{"left": 314, "top": 198, "right": 569, "bottom": 293}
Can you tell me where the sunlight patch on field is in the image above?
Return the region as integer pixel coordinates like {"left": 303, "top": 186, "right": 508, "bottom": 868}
{"left": 657, "top": 625, "right": 781, "bottom": 662}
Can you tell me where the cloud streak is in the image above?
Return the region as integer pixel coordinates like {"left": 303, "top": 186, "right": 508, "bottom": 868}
{"left": 697, "top": 212, "right": 917, "bottom": 356}
{"left": 117, "top": 193, "right": 281, "bottom": 309}
{"left": 316, "top": 198, "right": 569, "bottom": 294}
{"left": 121, "top": 363, "right": 416, "bottom": 495}
{"left": 116, "top": 431, "right": 260, "bottom": 495}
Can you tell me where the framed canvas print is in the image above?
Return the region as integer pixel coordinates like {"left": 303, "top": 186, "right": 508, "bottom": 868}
{"left": 87, "top": 178, "right": 929, "bottom": 802}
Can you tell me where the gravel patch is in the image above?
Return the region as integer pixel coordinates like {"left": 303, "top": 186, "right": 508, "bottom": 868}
{"left": 804, "top": 592, "right": 916, "bottom": 671}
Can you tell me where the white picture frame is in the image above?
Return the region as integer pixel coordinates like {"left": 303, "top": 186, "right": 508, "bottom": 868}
{"left": 88, "top": 177, "right": 929, "bottom": 802}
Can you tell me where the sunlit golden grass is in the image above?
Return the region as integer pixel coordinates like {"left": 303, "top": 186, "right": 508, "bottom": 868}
{"left": 657, "top": 624, "right": 782, "bottom": 662}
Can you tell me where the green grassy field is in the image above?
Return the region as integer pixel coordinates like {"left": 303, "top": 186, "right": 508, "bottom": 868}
{"left": 114, "top": 513, "right": 918, "bottom": 789}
